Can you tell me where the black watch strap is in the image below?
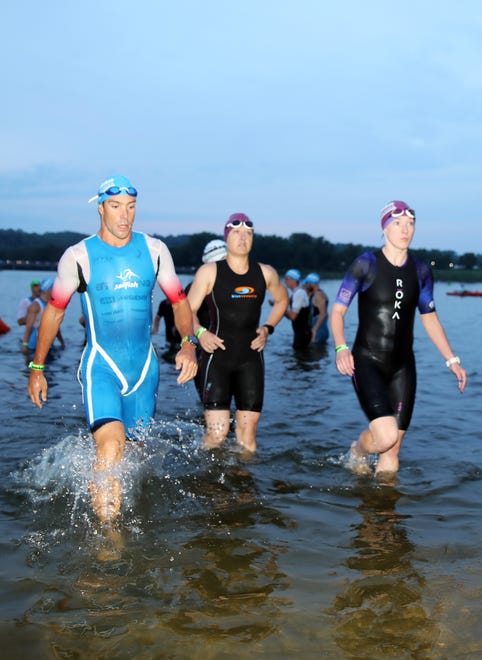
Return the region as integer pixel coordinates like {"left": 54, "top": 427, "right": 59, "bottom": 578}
{"left": 263, "top": 324, "right": 275, "bottom": 335}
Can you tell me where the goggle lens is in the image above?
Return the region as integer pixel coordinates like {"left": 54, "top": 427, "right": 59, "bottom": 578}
{"left": 104, "top": 186, "right": 138, "bottom": 197}
{"left": 226, "top": 219, "right": 254, "bottom": 229}
{"left": 392, "top": 208, "right": 415, "bottom": 219}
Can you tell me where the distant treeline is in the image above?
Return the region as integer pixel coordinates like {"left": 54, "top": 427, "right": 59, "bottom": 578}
{"left": 1, "top": 228, "right": 481, "bottom": 278}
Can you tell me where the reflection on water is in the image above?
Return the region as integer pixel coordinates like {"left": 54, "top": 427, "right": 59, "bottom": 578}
{"left": 164, "top": 532, "right": 289, "bottom": 643}
{"left": 329, "top": 485, "right": 439, "bottom": 658}
{"left": 286, "top": 343, "right": 329, "bottom": 372}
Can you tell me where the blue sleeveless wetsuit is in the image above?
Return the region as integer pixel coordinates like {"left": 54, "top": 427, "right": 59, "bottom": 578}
{"left": 78, "top": 233, "right": 159, "bottom": 435}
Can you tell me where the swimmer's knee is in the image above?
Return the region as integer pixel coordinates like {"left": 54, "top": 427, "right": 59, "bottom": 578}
{"left": 368, "top": 417, "right": 399, "bottom": 452}
{"left": 379, "top": 433, "right": 399, "bottom": 453}
{"left": 91, "top": 417, "right": 122, "bottom": 434}
{"left": 92, "top": 420, "right": 126, "bottom": 464}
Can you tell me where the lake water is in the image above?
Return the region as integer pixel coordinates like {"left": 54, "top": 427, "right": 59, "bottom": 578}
{"left": 0, "top": 269, "right": 481, "bottom": 659}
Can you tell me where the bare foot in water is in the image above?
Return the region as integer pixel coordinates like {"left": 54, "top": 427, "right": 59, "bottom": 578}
{"left": 96, "top": 525, "right": 124, "bottom": 562}
{"left": 347, "top": 441, "right": 372, "bottom": 476}
{"left": 375, "top": 470, "right": 398, "bottom": 487}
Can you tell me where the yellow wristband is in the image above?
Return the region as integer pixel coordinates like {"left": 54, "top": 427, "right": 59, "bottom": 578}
{"left": 196, "top": 327, "right": 207, "bottom": 339}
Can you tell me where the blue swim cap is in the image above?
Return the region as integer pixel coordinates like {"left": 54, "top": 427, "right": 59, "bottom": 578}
{"left": 88, "top": 175, "right": 138, "bottom": 205}
{"left": 40, "top": 278, "right": 54, "bottom": 292}
{"left": 285, "top": 268, "right": 301, "bottom": 281}
{"left": 304, "top": 272, "right": 320, "bottom": 285}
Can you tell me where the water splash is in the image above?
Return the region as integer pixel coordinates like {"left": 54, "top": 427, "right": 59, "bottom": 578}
{"left": 9, "top": 416, "right": 206, "bottom": 521}
{"left": 11, "top": 431, "right": 94, "bottom": 505}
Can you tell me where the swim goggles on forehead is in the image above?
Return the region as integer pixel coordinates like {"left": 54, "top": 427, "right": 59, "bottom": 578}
{"left": 392, "top": 208, "right": 415, "bottom": 219}
{"left": 88, "top": 185, "right": 138, "bottom": 203}
{"left": 225, "top": 219, "right": 254, "bottom": 229}
{"left": 102, "top": 186, "right": 138, "bottom": 197}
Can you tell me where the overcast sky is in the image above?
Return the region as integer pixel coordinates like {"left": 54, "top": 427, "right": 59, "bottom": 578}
{"left": 2, "top": 0, "right": 482, "bottom": 254}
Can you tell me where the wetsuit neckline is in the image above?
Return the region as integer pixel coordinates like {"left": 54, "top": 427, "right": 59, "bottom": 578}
{"left": 381, "top": 247, "right": 409, "bottom": 268}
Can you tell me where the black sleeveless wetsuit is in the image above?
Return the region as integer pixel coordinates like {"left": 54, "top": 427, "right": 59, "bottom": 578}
{"left": 335, "top": 250, "right": 435, "bottom": 430}
{"left": 292, "top": 305, "right": 311, "bottom": 349}
{"left": 198, "top": 259, "right": 267, "bottom": 411}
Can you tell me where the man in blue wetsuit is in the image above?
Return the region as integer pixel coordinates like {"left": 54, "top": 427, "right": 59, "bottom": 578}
{"left": 27, "top": 175, "right": 198, "bottom": 522}
{"left": 187, "top": 213, "right": 288, "bottom": 453}
{"left": 330, "top": 200, "right": 467, "bottom": 477}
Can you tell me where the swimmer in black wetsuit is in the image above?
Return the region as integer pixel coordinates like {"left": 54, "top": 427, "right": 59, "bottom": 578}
{"left": 283, "top": 268, "right": 311, "bottom": 349}
{"left": 187, "top": 213, "right": 288, "bottom": 453}
{"left": 304, "top": 272, "right": 329, "bottom": 345}
{"left": 330, "top": 200, "right": 467, "bottom": 477}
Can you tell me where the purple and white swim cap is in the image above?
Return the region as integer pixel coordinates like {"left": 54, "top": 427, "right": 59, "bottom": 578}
{"left": 380, "top": 200, "right": 416, "bottom": 229}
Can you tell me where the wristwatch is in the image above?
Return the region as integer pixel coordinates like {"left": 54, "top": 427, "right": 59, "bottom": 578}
{"left": 180, "top": 335, "right": 199, "bottom": 347}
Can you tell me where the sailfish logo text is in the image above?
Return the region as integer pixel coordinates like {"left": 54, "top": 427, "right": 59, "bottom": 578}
{"left": 392, "top": 278, "right": 403, "bottom": 319}
{"left": 114, "top": 269, "right": 140, "bottom": 290}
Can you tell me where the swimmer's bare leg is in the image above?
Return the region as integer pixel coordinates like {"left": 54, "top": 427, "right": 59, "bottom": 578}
{"left": 234, "top": 410, "right": 261, "bottom": 454}
{"left": 90, "top": 420, "right": 125, "bottom": 523}
{"left": 349, "top": 416, "right": 400, "bottom": 476}
{"left": 348, "top": 435, "right": 372, "bottom": 475}
{"left": 96, "top": 525, "right": 125, "bottom": 562}
{"left": 203, "top": 409, "right": 231, "bottom": 449}
{"left": 375, "top": 430, "right": 405, "bottom": 477}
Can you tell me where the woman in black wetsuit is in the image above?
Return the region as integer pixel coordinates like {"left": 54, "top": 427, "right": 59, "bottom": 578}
{"left": 187, "top": 214, "right": 288, "bottom": 453}
{"left": 330, "top": 200, "right": 467, "bottom": 477}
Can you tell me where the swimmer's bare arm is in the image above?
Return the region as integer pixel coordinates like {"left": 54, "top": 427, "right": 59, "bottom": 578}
{"left": 252, "top": 264, "right": 289, "bottom": 351}
{"left": 310, "top": 290, "right": 327, "bottom": 339}
{"left": 285, "top": 307, "right": 299, "bottom": 321}
{"left": 172, "top": 297, "right": 198, "bottom": 384}
{"left": 420, "top": 311, "right": 467, "bottom": 393}
{"left": 284, "top": 287, "right": 305, "bottom": 322}
{"left": 330, "top": 302, "right": 355, "bottom": 376}
{"left": 28, "top": 304, "right": 65, "bottom": 408}
{"left": 187, "top": 263, "right": 225, "bottom": 354}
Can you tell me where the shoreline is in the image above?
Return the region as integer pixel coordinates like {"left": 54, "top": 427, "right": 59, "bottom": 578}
{"left": 2, "top": 264, "right": 482, "bottom": 283}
